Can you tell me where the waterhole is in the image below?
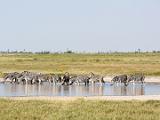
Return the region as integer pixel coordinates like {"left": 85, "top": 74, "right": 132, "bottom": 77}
{"left": 1, "top": 82, "right": 160, "bottom": 97}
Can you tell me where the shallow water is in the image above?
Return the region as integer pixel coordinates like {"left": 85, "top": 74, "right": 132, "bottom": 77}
{"left": 0, "top": 82, "right": 160, "bottom": 97}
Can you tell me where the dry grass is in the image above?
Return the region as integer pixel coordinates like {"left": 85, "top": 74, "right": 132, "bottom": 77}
{"left": 0, "top": 99, "right": 160, "bottom": 120}
{"left": 0, "top": 53, "right": 160, "bottom": 76}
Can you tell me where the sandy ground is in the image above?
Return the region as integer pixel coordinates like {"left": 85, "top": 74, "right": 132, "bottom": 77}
{"left": 1, "top": 95, "right": 160, "bottom": 101}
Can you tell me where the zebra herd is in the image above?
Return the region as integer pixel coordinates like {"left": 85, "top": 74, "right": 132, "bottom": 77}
{"left": 111, "top": 74, "right": 145, "bottom": 86}
{"left": 2, "top": 71, "right": 145, "bottom": 86}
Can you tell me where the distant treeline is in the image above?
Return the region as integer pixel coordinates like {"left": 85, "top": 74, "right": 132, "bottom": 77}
{"left": 0, "top": 50, "right": 160, "bottom": 54}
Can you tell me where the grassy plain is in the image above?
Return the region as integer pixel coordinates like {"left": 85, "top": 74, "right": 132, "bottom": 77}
{"left": 0, "top": 99, "right": 160, "bottom": 120}
{"left": 0, "top": 52, "right": 160, "bottom": 76}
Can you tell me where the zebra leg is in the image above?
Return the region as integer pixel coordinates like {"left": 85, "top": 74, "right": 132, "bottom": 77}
{"left": 91, "top": 80, "right": 94, "bottom": 84}
{"left": 53, "top": 80, "right": 57, "bottom": 85}
{"left": 25, "top": 79, "right": 28, "bottom": 84}
{"left": 133, "top": 80, "right": 136, "bottom": 85}
{"left": 31, "top": 79, "right": 35, "bottom": 84}
{"left": 87, "top": 80, "right": 89, "bottom": 86}
{"left": 78, "top": 81, "right": 80, "bottom": 85}
{"left": 141, "top": 80, "right": 144, "bottom": 84}
{"left": 11, "top": 78, "right": 14, "bottom": 83}
{"left": 38, "top": 79, "right": 42, "bottom": 84}
{"left": 48, "top": 79, "right": 52, "bottom": 84}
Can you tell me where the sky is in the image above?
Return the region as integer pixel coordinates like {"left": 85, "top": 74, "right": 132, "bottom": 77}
{"left": 0, "top": 0, "right": 160, "bottom": 52}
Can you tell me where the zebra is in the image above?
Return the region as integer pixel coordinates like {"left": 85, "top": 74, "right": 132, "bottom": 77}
{"left": 15, "top": 71, "right": 40, "bottom": 84}
{"left": 111, "top": 74, "right": 128, "bottom": 86}
{"left": 128, "top": 73, "right": 145, "bottom": 84}
{"left": 47, "top": 74, "right": 62, "bottom": 85}
{"left": 69, "top": 74, "right": 90, "bottom": 86}
{"left": 89, "top": 72, "right": 105, "bottom": 85}
{"left": 3, "top": 72, "right": 20, "bottom": 83}
{"left": 61, "top": 72, "right": 70, "bottom": 85}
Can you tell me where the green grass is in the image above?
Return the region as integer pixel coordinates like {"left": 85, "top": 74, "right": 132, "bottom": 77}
{"left": 0, "top": 99, "right": 160, "bottom": 120}
{"left": 0, "top": 52, "right": 160, "bottom": 76}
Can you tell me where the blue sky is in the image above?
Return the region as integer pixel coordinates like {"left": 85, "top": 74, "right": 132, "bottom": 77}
{"left": 0, "top": 0, "right": 160, "bottom": 52}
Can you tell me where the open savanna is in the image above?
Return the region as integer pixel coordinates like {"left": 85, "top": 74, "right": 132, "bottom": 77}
{"left": 0, "top": 99, "right": 160, "bottom": 120}
{"left": 0, "top": 52, "right": 160, "bottom": 76}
